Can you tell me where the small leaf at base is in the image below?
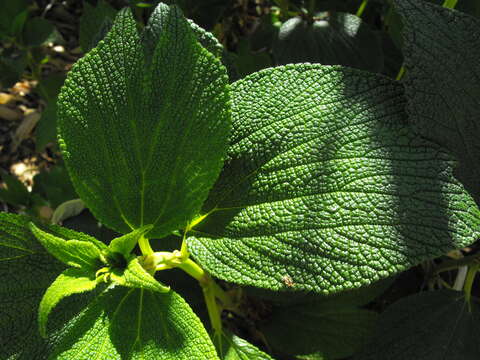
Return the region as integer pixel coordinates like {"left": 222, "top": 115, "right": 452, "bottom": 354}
{"left": 30, "top": 223, "right": 101, "bottom": 271}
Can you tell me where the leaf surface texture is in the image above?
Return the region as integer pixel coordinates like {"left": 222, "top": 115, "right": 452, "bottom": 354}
{"left": 58, "top": 5, "right": 230, "bottom": 237}
{"left": 50, "top": 287, "right": 219, "bottom": 359}
{"left": 188, "top": 65, "right": 480, "bottom": 293}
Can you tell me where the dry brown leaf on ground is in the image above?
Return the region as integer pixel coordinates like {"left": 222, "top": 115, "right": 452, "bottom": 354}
{"left": 12, "top": 110, "right": 41, "bottom": 151}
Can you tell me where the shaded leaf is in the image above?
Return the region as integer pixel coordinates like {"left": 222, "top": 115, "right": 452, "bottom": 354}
{"left": 262, "top": 283, "right": 386, "bottom": 359}
{"left": 394, "top": 0, "right": 480, "bottom": 202}
{"left": 23, "top": 17, "right": 56, "bottom": 47}
{"left": 0, "top": 213, "right": 97, "bottom": 359}
{"left": 273, "top": 13, "right": 383, "bottom": 72}
{"left": 0, "top": 170, "right": 30, "bottom": 206}
{"left": 0, "top": 0, "right": 28, "bottom": 38}
{"left": 79, "top": 0, "right": 117, "bottom": 52}
{"left": 357, "top": 290, "right": 480, "bottom": 360}
{"left": 32, "top": 165, "right": 77, "bottom": 208}
{"left": 36, "top": 100, "right": 58, "bottom": 151}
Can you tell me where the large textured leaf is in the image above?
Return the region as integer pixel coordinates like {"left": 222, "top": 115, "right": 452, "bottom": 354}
{"left": 357, "top": 290, "right": 480, "bottom": 360}
{"left": 187, "top": 64, "right": 480, "bottom": 293}
{"left": 394, "top": 0, "right": 480, "bottom": 201}
{"left": 273, "top": 13, "right": 383, "bottom": 72}
{"left": 50, "top": 287, "right": 219, "bottom": 359}
{"left": 0, "top": 213, "right": 97, "bottom": 359}
{"left": 58, "top": 5, "right": 230, "bottom": 238}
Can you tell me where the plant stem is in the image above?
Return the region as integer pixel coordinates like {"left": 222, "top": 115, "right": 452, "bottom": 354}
{"left": 138, "top": 235, "right": 154, "bottom": 256}
{"left": 434, "top": 252, "right": 480, "bottom": 274}
{"left": 177, "top": 258, "right": 206, "bottom": 283}
{"left": 176, "top": 258, "right": 234, "bottom": 334}
{"left": 203, "top": 280, "right": 223, "bottom": 336}
{"left": 396, "top": 65, "right": 406, "bottom": 81}
{"left": 308, "top": 0, "right": 316, "bottom": 16}
{"left": 453, "top": 266, "right": 468, "bottom": 291}
{"left": 356, "top": 0, "right": 369, "bottom": 18}
{"left": 464, "top": 263, "right": 479, "bottom": 311}
{"left": 442, "top": 0, "right": 458, "bottom": 9}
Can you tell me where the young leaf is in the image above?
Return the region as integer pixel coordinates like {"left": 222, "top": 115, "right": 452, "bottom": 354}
{"left": 30, "top": 223, "right": 101, "bottom": 271}
{"left": 38, "top": 268, "right": 97, "bottom": 338}
{"left": 0, "top": 213, "right": 96, "bottom": 359}
{"left": 50, "top": 287, "right": 219, "bottom": 359}
{"left": 188, "top": 65, "right": 480, "bottom": 294}
{"left": 273, "top": 13, "right": 383, "bottom": 72}
{"left": 58, "top": 5, "right": 230, "bottom": 238}
{"left": 108, "top": 224, "right": 153, "bottom": 256}
{"left": 357, "top": 290, "right": 480, "bottom": 360}
{"left": 110, "top": 256, "right": 170, "bottom": 293}
{"left": 393, "top": 0, "right": 480, "bottom": 201}
{"left": 218, "top": 331, "right": 273, "bottom": 360}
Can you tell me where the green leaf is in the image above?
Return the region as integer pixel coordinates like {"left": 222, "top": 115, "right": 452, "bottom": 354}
{"left": 38, "top": 73, "right": 66, "bottom": 102}
{"left": 30, "top": 223, "right": 102, "bottom": 271}
{"left": 32, "top": 164, "right": 77, "bottom": 208}
{"left": 188, "top": 65, "right": 480, "bottom": 293}
{"left": 357, "top": 290, "right": 480, "bottom": 360}
{"left": 0, "top": 52, "right": 27, "bottom": 88}
{"left": 22, "top": 17, "right": 56, "bottom": 47}
{"left": 262, "top": 284, "right": 382, "bottom": 359}
{"left": 50, "top": 287, "right": 219, "bottom": 359}
{"left": 273, "top": 13, "right": 383, "bottom": 72}
{"left": 38, "top": 268, "right": 97, "bottom": 338}
{"left": 58, "top": 5, "right": 230, "bottom": 238}
{"left": 0, "top": 170, "right": 30, "bottom": 206}
{"left": 79, "top": 0, "right": 117, "bottom": 52}
{"left": 0, "top": 0, "right": 28, "bottom": 38}
{"left": 218, "top": 330, "right": 273, "bottom": 360}
{"left": 0, "top": 213, "right": 97, "bottom": 359}
{"left": 108, "top": 225, "right": 153, "bottom": 256}
{"left": 234, "top": 39, "right": 272, "bottom": 78}
{"left": 393, "top": 0, "right": 480, "bottom": 201}
{"left": 36, "top": 99, "right": 58, "bottom": 151}
{"left": 110, "top": 256, "right": 170, "bottom": 293}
